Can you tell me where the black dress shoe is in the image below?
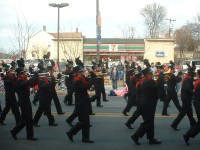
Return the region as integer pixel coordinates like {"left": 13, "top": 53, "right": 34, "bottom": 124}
{"left": 66, "top": 120, "right": 73, "bottom": 127}
{"left": 66, "top": 132, "right": 73, "bottom": 142}
{"left": 33, "top": 124, "right": 40, "bottom": 127}
{"left": 131, "top": 135, "right": 141, "bottom": 145}
{"left": 162, "top": 113, "right": 170, "bottom": 116}
{"left": 82, "top": 139, "right": 94, "bottom": 143}
{"left": 97, "top": 105, "right": 103, "bottom": 107}
{"left": 10, "top": 131, "right": 17, "bottom": 140}
{"left": 122, "top": 112, "right": 128, "bottom": 116}
{"left": 183, "top": 134, "right": 190, "bottom": 145}
{"left": 57, "top": 112, "right": 65, "bottom": 115}
{"left": 0, "top": 120, "right": 6, "bottom": 125}
{"left": 90, "top": 112, "right": 95, "bottom": 115}
{"left": 125, "top": 123, "right": 133, "bottom": 129}
{"left": 49, "top": 123, "right": 58, "bottom": 126}
{"left": 170, "top": 124, "right": 180, "bottom": 131}
{"left": 149, "top": 138, "right": 162, "bottom": 144}
{"left": 103, "top": 99, "right": 109, "bottom": 102}
{"left": 27, "top": 137, "right": 38, "bottom": 141}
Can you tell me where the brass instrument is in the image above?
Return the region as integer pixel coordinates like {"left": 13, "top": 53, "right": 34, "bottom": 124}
{"left": 94, "top": 71, "right": 107, "bottom": 78}
{"left": 29, "top": 72, "right": 50, "bottom": 77}
{"left": 164, "top": 68, "right": 173, "bottom": 81}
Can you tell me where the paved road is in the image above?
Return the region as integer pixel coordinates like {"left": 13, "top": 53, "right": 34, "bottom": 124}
{"left": 0, "top": 88, "right": 199, "bottom": 150}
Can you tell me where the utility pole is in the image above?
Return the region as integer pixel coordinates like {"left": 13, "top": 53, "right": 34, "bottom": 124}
{"left": 96, "top": 0, "right": 101, "bottom": 65}
{"left": 166, "top": 17, "right": 176, "bottom": 38}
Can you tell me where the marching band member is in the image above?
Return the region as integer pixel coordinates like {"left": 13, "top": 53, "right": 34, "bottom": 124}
{"left": 90, "top": 64, "right": 109, "bottom": 107}
{"left": 155, "top": 65, "right": 166, "bottom": 102}
{"left": 122, "top": 68, "right": 136, "bottom": 116}
{"left": 131, "top": 67, "right": 162, "bottom": 145}
{"left": 66, "top": 66, "right": 96, "bottom": 143}
{"left": 48, "top": 70, "right": 65, "bottom": 115}
{"left": 170, "top": 68, "right": 196, "bottom": 131}
{"left": 0, "top": 69, "right": 21, "bottom": 125}
{"left": 161, "top": 64, "right": 182, "bottom": 116}
{"left": 10, "top": 70, "right": 38, "bottom": 140}
{"left": 125, "top": 71, "right": 142, "bottom": 129}
{"left": 183, "top": 69, "right": 200, "bottom": 145}
{"left": 63, "top": 62, "right": 74, "bottom": 106}
{"left": 32, "top": 72, "right": 58, "bottom": 127}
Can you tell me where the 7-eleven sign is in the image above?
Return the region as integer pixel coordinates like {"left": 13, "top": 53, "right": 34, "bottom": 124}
{"left": 109, "top": 44, "right": 118, "bottom": 51}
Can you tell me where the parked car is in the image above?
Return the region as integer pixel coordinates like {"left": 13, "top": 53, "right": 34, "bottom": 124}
{"left": 180, "top": 60, "right": 200, "bottom": 72}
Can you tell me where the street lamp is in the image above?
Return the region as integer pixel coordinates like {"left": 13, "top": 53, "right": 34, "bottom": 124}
{"left": 49, "top": 3, "right": 69, "bottom": 72}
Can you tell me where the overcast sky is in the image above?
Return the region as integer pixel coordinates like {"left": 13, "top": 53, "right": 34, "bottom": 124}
{"left": 0, "top": 0, "right": 200, "bottom": 51}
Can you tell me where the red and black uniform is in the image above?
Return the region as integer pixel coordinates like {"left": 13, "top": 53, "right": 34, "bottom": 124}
{"left": 48, "top": 75, "right": 64, "bottom": 114}
{"left": 33, "top": 77, "right": 56, "bottom": 126}
{"left": 171, "top": 74, "right": 196, "bottom": 129}
{"left": 63, "top": 67, "right": 74, "bottom": 105}
{"left": 126, "top": 75, "right": 142, "bottom": 128}
{"left": 122, "top": 73, "right": 137, "bottom": 115}
{"left": 0, "top": 74, "right": 21, "bottom": 124}
{"left": 11, "top": 75, "right": 38, "bottom": 139}
{"left": 184, "top": 78, "right": 200, "bottom": 143}
{"left": 132, "top": 75, "right": 160, "bottom": 142}
{"left": 162, "top": 73, "right": 181, "bottom": 115}
{"left": 67, "top": 73, "right": 95, "bottom": 141}
{"left": 156, "top": 70, "right": 166, "bottom": 102}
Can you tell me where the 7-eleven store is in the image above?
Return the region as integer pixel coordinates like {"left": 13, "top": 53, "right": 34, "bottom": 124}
{"left": 83, "top": 38, "right": 145, "bottom": 67}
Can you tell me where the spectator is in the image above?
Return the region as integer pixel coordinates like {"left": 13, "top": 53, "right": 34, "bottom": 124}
{"left": 117, "top": 62, "right": 125, "bottom": 80}
{"left": 150, "top": 62, "right": 157, "bottom": 75}
{"left": 110, "top": 66, "right": 119, "bottom": 90}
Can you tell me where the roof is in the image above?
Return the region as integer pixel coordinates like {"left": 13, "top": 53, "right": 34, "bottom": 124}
{"left": 49, "top": 32, "right": 84, "bottom": 38}
{"left": 83, "top": 38, "right": 144, "bottom": 44}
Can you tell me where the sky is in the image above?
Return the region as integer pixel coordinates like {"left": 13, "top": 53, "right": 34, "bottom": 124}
{"left": 0, "top": 0, "right": 200, "bottom": 52}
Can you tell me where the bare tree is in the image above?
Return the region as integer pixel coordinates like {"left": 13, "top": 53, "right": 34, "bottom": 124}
{"left": 174, "top": 23, "right": 196, "bottom": 63}
{"left": 140, "top": 2, "right": 167, "bottom": 38}
{"left": 193, "top": 13, "right": 200, "bottom": 42}
{"left": 60, "top": 39, "right": 82, "bottom": 63}
{"left": 119, "top": 24, "right": 136, "bottom": 39}
{"left": 31, "top": 44, "right": 48, "bottom": 60}
{"left": 9, "top": 9, "right": 37, "bottom": 59}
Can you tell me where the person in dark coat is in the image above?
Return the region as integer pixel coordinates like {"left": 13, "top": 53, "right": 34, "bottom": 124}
{"left": 170, "top": 68, "right": 196, "bottom": 131}
{"left": 10, "top": 71, "right": 38, "bottom": 140}
{"left": 32, "top": 74, "right": 58, "bottom": 127}
{"left": 0, "top": 69, "right": 21, "bottom": 125}
{"left": 90, "top": 65, "right": 108, "bottom": 107}
{"left": 122, "top": 68, "right": 136, "bottom": 116}
{"left": 131, "top": 68, "right": 162, "bottom": 145}
{"left": 183, "top": 69, "right": 200, "bottom": 145}
{"left": 155, "top": 65, "right": 166, "bottom": 102}
{"left": 66, "top": 66, "right": 96, "bottom": 143}
{"left": 63, "top": 64, "right": 74, "bottom": 105}
{"left": 48, "top": 70, "right": 64, "bottom": 115}
{"left": 123, "top": 66, "right": 131, "bottom": 101}
{"left": 161, "top": 65, "right": 181, "bottom": 115}
{"left": 125, "top": 71, "right": 142, "bottom": 129}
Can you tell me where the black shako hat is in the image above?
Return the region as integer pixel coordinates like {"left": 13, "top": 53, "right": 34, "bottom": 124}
{"left": 187, "top": 67, "right": 194, "bottom": 74}
{"left": 73, "top": 66, "right": 84, "bottom": 73}
{"left": 197, "top": 69, "right": 200, "bottom": 75}
{"left": 141, "top": 68, "right": 150, "bottom": 76}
